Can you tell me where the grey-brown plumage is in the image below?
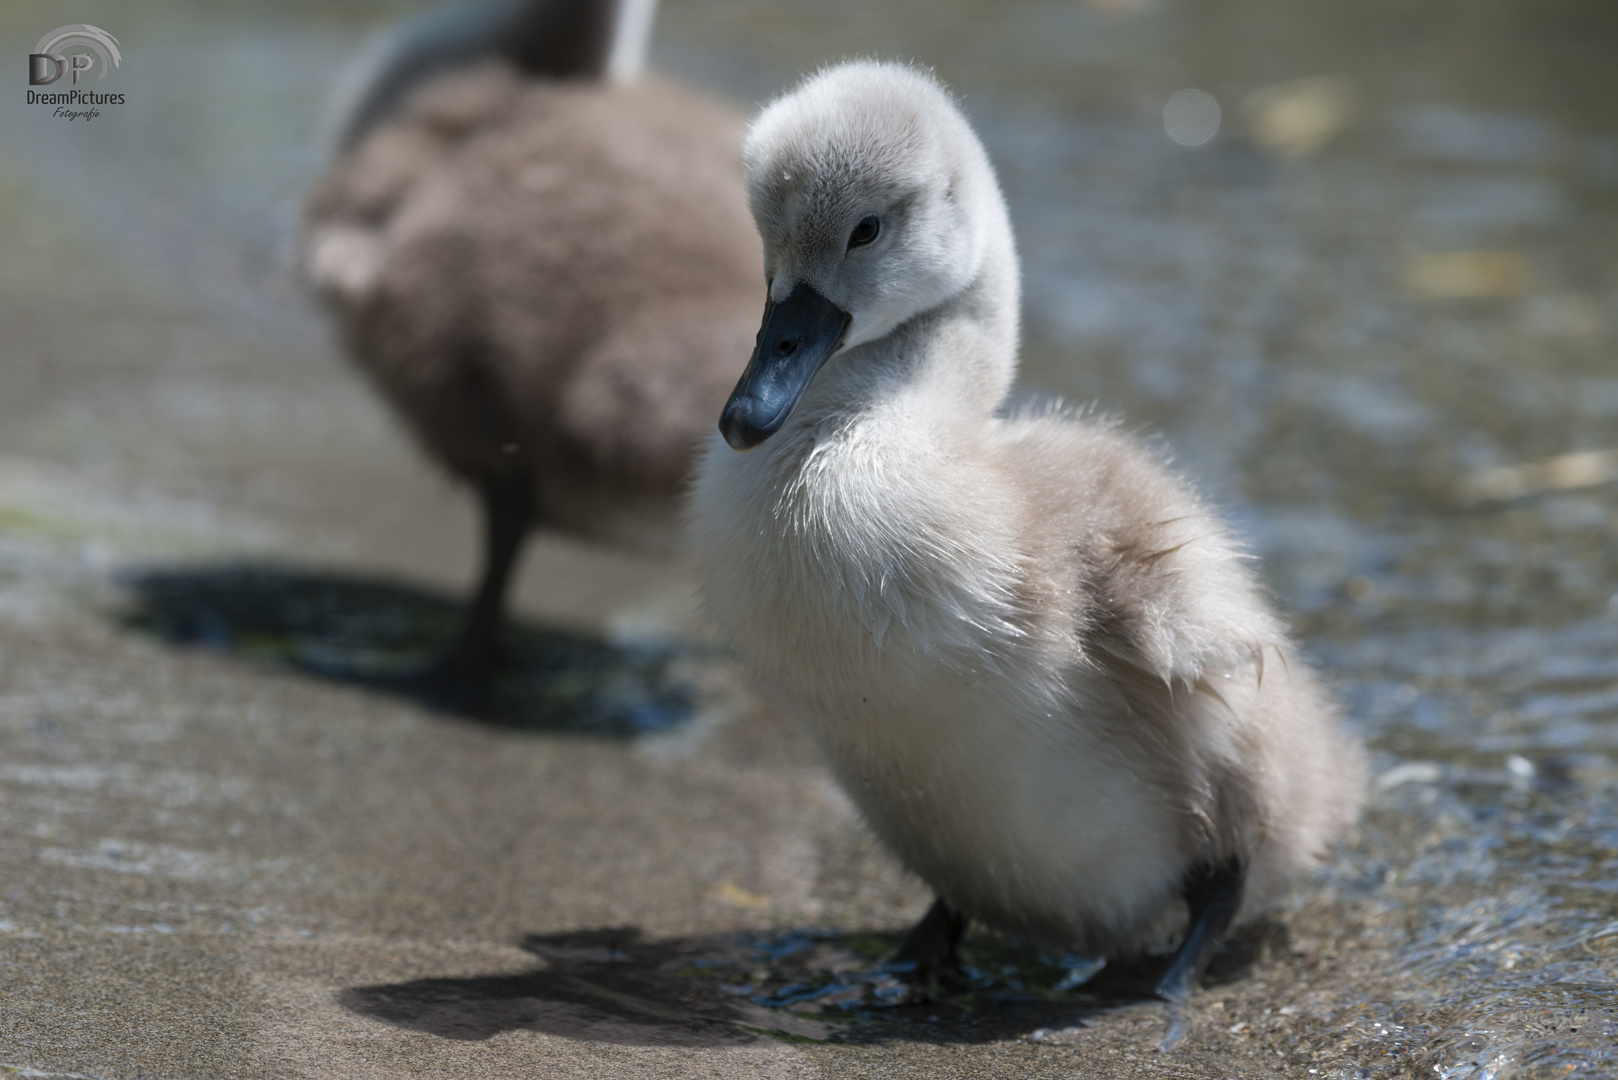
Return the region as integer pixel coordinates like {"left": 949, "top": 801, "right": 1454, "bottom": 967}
{"left": 303, "top": 0, "right": 759, "bottom": 684}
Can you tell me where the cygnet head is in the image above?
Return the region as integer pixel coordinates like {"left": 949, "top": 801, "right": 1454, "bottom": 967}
{"left": 719, "top": 61, "right": 1018, "bottom": 450}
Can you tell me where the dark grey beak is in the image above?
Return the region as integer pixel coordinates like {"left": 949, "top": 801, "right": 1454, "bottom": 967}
{"left": 719, "top": 284, "right": 851, "bottom": 451}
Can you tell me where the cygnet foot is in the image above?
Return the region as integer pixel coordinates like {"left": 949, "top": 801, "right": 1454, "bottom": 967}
{"left": 890, "top": 896, "right": 969, "bottom": 987}
{"left": 1153, "top": 857, "right": 1245, "bottom": 1006}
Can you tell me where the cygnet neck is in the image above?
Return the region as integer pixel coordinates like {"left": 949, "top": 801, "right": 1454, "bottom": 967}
{"left": 798, "top": 225, "right": 1021, "bottom": 440}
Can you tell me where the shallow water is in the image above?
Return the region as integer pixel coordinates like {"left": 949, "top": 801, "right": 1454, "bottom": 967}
{"left": 5, "top": 0, "right": 1618, "bottom": 1075}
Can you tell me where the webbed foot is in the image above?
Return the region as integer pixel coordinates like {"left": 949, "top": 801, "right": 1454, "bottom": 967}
{"left": 1153, "top": 856, "right": 1245, "bottom": 1005}
{"left": 890, "top": 896, "right": 969, "bottom": 987}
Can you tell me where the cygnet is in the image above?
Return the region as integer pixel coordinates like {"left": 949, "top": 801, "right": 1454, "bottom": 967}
{"left": 689, "top": 61, "right": 1365, "bottom": 1003}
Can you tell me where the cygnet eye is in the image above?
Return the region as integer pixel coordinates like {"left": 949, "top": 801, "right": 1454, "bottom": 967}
{"left": 847, "top": 215, "right": 880, "bottom": 249}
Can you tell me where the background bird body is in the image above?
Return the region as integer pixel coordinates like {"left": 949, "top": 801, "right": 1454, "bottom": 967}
{"left": 309, "top": 66, "right": 759, "bottom": 548}
{"left": 690, "top": 62, "right": 1364, "bottom": 967}
{"left": 304, "top": 0, "right": 761, "bottom": 679}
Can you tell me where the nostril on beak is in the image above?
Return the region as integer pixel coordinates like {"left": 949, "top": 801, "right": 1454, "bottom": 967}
{"left": 775, "top": 339, "right": 797, "bottom": 357}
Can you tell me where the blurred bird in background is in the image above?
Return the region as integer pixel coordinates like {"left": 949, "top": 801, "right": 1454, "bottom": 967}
{"left": 303, "top": 0, "right": 761, "bottom": 699}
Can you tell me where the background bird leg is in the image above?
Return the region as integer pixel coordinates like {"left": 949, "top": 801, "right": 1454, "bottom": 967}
{"left": 892, "top": 895, "right": 969, "bottom": 983}
{"left": 430, "top": 473, "right": 534, "bottom": 686}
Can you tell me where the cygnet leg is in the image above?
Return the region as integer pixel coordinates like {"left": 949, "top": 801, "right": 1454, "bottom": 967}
{"left": 893, "top": 896, "right": 968, "bottom": 979}
{"left": 436, "top": 473, "right": 533, "bottom": 681}
{"left": 1154, "top": 857, "right": 1245, "bottom": 1005}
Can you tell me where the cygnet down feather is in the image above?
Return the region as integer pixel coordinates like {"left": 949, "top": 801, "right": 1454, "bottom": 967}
{"left": 689, "top": 61, "right": 1365, "bottom": 1003}
{"left": 304, "top": 0, "right": 760, "bottom": 690}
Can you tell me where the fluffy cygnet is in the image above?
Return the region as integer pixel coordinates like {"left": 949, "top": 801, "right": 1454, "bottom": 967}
{"left": 689, "top": 61, "right": 1365, "bottom": 1002}
{"left": 304, "top": 0, "right": 760, "bottom": 687}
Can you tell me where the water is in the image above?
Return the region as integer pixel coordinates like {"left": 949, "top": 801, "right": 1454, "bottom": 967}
{"left": 5, "top": 0, "right": 1617, "bottom": 1074}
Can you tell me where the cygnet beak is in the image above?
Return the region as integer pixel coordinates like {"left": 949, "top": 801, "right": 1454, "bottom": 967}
{"left": 719, "top": 284, "right": 851, "bottom": 451}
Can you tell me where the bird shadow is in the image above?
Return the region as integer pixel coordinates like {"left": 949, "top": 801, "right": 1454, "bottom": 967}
{"left": 337, "top": 921, "right": 1285, "bottom": 1047}
{"left": 113, "top": 561, "right": 696, "bottom": 736}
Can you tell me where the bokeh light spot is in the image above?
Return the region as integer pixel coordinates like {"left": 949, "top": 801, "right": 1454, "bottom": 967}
{"left": 1164, "top": 88, "right": 1221, "bottom": 146}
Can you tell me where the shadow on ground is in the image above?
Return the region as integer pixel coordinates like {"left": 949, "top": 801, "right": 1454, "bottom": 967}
{"left": 339, "top": 922, "right": 1285, "bottom": 1047}
{"left": 115, "top": 562, "right": 696, "bottom": 736}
